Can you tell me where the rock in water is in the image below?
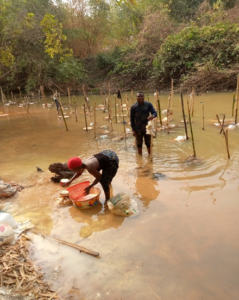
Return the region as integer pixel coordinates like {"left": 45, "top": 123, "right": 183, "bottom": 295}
{"left": 36, "top": 166, "right": 43, "bottom": 172}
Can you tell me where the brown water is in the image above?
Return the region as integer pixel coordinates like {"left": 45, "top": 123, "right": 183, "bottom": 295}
{"left": 1, "top": 93, "right": 239, "bottom": 300}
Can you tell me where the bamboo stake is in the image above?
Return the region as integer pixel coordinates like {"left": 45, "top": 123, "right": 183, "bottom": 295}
{"left": 232, "top": 92, "right": 235, "bottom": 117}
{"left": 235, "top": 77, "right": 239, "bottom": 124}
{"left": 131, "top": 89, "right": 134, "bottom": 105}
{"left": 166, "top": 94, "right": 171, "bottom": 134}
{"left": 125, "top": 93, "right": 129, "bottom": 118}
{"left": 82, "top": 84, "right": 90, "bottom": 112}
{"left": 191, "top": 87, "right": 195, "bottom": 117}
{"left": 117, "top": 90, "right": 126, "bottom": 145}
{"left": 187, "top": 98, "right": 196, "bottom": 157}
{"left": 94, "top": 102, "right": 96, "bottom": 139}
{"left": 40, "top": 86, "right": 47, "bottom": 107}
{"left": 72, "top": 96, "right": 78, "bottom": 122}
{"left": 225, "top": 129, "right": 230, "bottom": 159}
{"left": 67, "top": 87, "right": 72, "bottom": 114}
{"left": 18, "top": 86, "right": 22, "bottom": 103}
{"left": 156, "top": 91, "right": 162, "bottom": 127}
{"left": 84, "top": 104, "right": 88, "bottom": 132}
{"left": 43, "top": 235, "right": 99, "bottom": 258}
{"left": 171, "top": 79, "right": 174, "bottom": 114}
{"left": 201, "top": 101, "right": 205, "bottom": 130}
{"left": 216, "top": 114, "right": 225, "bottom": 135}
{"left": 114, "top": 96, "right": 118, "bottom": 123}
{"left": 181, "top": 92, "right": 189, "bottom": 139}
{"left": 108, "top": 97, "right": 113, "bottom": 132}
{"left": 98, "top": 84, "right": 104, "bottom": 105}
{"left": 146, "top": 88, "right": 150, "bottom": 102}
{"left": 108, "top": 83, "right": 113, "bottom": 132}
{"left": 59, "top": 92, "right": 62, "bottom": 106}
{"left": 26, "top": 97, "right": 30, "bottom": 113}
{"left": 59, "top": 101, "right": 69, "bottom": 131}
{"left": 0, "top": 87, "right": 6, "bottom": 104}
{"left": 149, "top": 120, "right": 154, "bottom": 162}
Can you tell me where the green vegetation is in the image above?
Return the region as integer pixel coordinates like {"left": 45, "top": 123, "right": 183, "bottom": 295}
{"left": 0, "top": 0, "right": 239, "bottom": 94}
{"left": 153, "top": 22, "right": 239, "bottom": 81}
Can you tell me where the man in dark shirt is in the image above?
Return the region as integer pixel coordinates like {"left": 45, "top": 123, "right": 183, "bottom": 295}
{"left": 130, "top": 92, "right": 157, "bottom": 155}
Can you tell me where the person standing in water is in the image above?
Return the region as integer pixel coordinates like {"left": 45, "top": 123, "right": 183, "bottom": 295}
{"left": 66, "top": 150, "right": 119, "bottom": 201}
{"left": 130, "top": 92, "right": 157, "bottom": 155}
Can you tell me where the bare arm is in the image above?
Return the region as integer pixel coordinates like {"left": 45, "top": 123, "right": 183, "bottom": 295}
{"left": 62, "top": 172, "right": 81, "bottom": 186}
{"left": 84, "top": 167, "right": 102, "bottom": 194}
{"left": 87, "top": 167, "right": 102, "bottom": 188}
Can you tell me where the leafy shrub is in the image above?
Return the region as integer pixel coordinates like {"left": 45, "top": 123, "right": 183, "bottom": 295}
{"left": 153, "top": 22, "right": 239, "bottom": 82}
{"left": 96, "top": 46, "right": 133, "bottom": 73}
{"left": 55, "top": 57, "right": 84, "bottom": 83}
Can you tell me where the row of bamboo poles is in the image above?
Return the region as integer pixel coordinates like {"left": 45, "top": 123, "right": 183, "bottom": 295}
{"left": 1, "top": 76, "right": 239, "bottom": 160}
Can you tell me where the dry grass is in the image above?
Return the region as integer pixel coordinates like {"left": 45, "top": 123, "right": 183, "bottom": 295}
{"left": 0, "top": 236, "right": 58, "bottom": 299}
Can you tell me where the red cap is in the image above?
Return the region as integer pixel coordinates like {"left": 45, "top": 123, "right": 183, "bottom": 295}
{"left": 67, "top": 157, "right": 82, "bottom": 170}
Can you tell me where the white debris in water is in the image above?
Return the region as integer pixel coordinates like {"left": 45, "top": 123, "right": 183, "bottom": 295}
{"left": 174, "top": 135, "right": 186, "bottom": 141}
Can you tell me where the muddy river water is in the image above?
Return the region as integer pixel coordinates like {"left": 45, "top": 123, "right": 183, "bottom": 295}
{"left": 0, "top": 92, "right": 239, "bottom": 300}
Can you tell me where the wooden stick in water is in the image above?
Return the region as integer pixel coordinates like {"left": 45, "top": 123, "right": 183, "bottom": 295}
{"left": 82, "top": 84, "right": 90, "bottom": 112}
{"left": 146, "top": 88, "right": 150, "bottom": 102}
{"left": 26, "top": 97, "right": 30, "bottom": 113}
{"left": 187, "top": 98, "right": 196, "bottom": 157}
{"left": 225, "top": 129, "right": 230, "bottom": 159}
{"left": 216, "top": 114, "right": 225, "bottom": 135}
{"left": 108, "top": 83, "right": 113, "bottom": 132}
{"left": 67, "top": 87, "right": 72, "bottom": 114}
{"left": 131, "top": 89, "right": 134, "bottom": 105}
{"left": 232, "top": 92, "right": 235, "bottom": 117}
{"left": 171, "top": 78, "right": 174, "bottom": 114}
{"left": 125, "top": 93, "right": 129, "bottom": 118}
{"left": 166, "top": 94, "right": 171, "bottom": 134}
{"left": 235, "top": 77, "right": 239, "bottom": 124}
{"left": 40, "top": 86, "right": 47, "bottom": 107}
{"left": 191, "top": 87, "right": 195, "bottom": 117}
{"left": 115, "top": 96, "right": 118, "bottom": 123}
{"left": 44, "top": 235, "right": 99, "bottom": 257}
{"left": 201, "top": 101, "right": 205, "bottom": 130}
{"left": 118, "top": 90, "right": 126, "bottom": 145}
{"left": 94, "top": 102, "right": 96, "bottom": 139}
{"left": 59, "top": 92, "right": 62, "bottom": 106}
{"left": 0, "top": 87, "right": 5, "bottom": 104}
{"left": 156, "top": 91, "right": 162, "bottom": 127}
{"left": 59, "top": 101, "right": 69, "bottom": 131}
{"left": 108, "top": 96, "right": 113, "bottom": 132}
{"left": 150, "top": 120, "right": 154, "bottom": 162}
{"left": 84, "top": 104, "right": 88, "bottom": 132}
{"left": 98, "top": 84, "right": 104, "bottom": 105}
{"left": 18, "top": 86, "right": 22, "bottom": 103}
{"left": 73, "top": 95, "right": 78, "bottom": 122}
{"left": 181, "top": 92, "right": 189, "bottom": 139}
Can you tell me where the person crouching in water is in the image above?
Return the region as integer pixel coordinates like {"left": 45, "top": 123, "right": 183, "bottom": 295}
{"left": 66, "top": 150, "right": 119, "bottom": 201}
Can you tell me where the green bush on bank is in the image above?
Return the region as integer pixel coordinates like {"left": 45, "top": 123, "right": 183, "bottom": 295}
{"left": 96, "top": 45, "right": 152, "bottom": 80}
{"left": 96, "top": 46, "right": 133, "bottom": 74}
{"left": 153, "top": 22, "right": 239, "bottom": 82}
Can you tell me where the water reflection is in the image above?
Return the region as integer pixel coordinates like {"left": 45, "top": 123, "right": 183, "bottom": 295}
{"left": 134, "top": 158, "right": 160, "bottom": 209}
{"left": 69, "top": 204, "right": 125, "bottom": 238}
